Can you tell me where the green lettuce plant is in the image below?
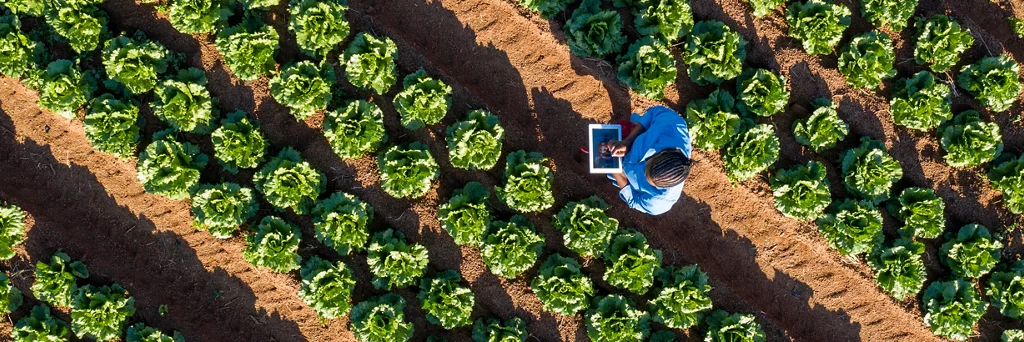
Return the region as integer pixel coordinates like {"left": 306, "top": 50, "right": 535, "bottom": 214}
{"left": 312, "top": 192, "right": 373, "bottom": 256}
{"left": 736, "top": 68, "right": 789, "bottom": 117}
{"left": 603, "top": 229, "right": 661, "bottom": 295}
{"left": 1006, "top": 330, "right": 1024, "bottom": 342}
{"left": 497, "top": 150, "right": 555, "bottom": 213}
{"left": 616, "top": 38, "right": 676, "bottom": 99}
{"left": 785, "top": 0, "right": 851, "bottom": 55}
{"left": 840, "top": 137, "right": 903, "bottom": 203}
{"left": 343, "top": 32, "right": 398, "bottom": 95}
{"left": 940, "top": 224, "right": 1002, "bottom": 279}
{"left": 378, "top": 142, "right": 440, "bottom": 199}
{"left": 102, "top": 35, "right": 169, "bottom": 94}
{"left": 938, "top": 110, "right": 1003, "bottom": 168}
{"left": 481, "top": 215, "right": 546, "bottom": 278}
{"left": 769, "top": 161, "right": 831, "bottom": 220}
{"left": 288, "top": 0, "right": 349, "bottom": 57}
{"left": 11, "top": 305, "right": 71, "bottom": 342}
{"left": 704, "top": 310, "right": 766, "bottom": 342}
{"left": 243, "top": 216, "right": 302, "bottom": 273}
{"left": 838, "top": 31, "right": 896, "bottom": 89}
{"left": 0, "top": 204, "right": 26, "bottom": 260}
{"left": 270, "top": 61, "right": 334, "bottom": 120}
{"left": 70, "top": 284, "right": 136, "bottom": 341}
{"left": 216, "top": 22, "right": 279, "bottom": 81}
{"left": 125, "top": 323, "right": 184, "bottom": 342}
{"left": 1012, "top": 18, "right": 1024, "bottom": 38}
{"left": 191, "top": 182, "right": 258, "bottom": 239}
{"left": 367, "top": 229, "right": 429, "bottom": 290}
{"left": 299, "top": 256, "right": 357, "bottom": 320}
{"left": 957, "top": 54, "right": 1022, "bottom": 112}
{"left": 586, "top": 295, "right": 650, "bottom": 342}
{"left": 792, "top": 98, "right": 848, "bottom": 153}
{"left": 634, "top": 0, "right": 693, "bottom": 43}
{"left": 860, "top": 0, "right": 917, "bottom": 32}
{"left": 815, "top": 199, "right": 884, "bottom": 256}
{"left": 987, "top": 262, "right": 1024, "bottom": 319}
{"left": 867, "top": 238, "right": 926, "bottom": 300}
{"left": 45, "top": 0, "right": 106, "bottom": 53}
{"left": 394, "top": 69, "right": 452, "bottom": 130}
{"left": 891, "top": 71, "right": 951, "bottom": 131}
{"left": 685, "top": 89, "right": 741, "bottom": 150}
{"left": 552, "top": 196, "right": 618, "bottom": 258}
{"left": 0, "top": 13, "right": 42, "bottom": 78}
{"left": 989, "top": 153, "right": 1024, "bottom": 214}
{"left": 0, "top": 272, "right": 22, "bottom": 314}
{"left": 649, "top": 265, "right": 712, "bottom": 330}
{"left": 565, "top": 0, "right": 626, "bottom": 58}
{"left": 519, "top": 0, "right": 572, "bottom": 18}
{"left": 152, "top": 68, "right": 217, "bottom": 134}
{"left": 32, "top": 252, "right": 89, "bottom": 307}
{"left": 446, "top": 109, "right": 505, "bottom": 171}
{"left": 350, "top": 294, "right": 414, "bottom": 342}
{"left": 438, "top": 182, "right": 491, "bottom": 247}
{"left": 914, "top": 15, "right": 974, "bottom": 73}
{"left": 684, "top": 20, "right": 746, "bottom": 85}
{"left": 323, "top": 100, "right": 387, "bottom": 159}
{"left": 137, "top": 130, "right": 209, "bottom": 200}
{"left": 168, "top": 0, "right": 233, "bottom": 34}
{"left": 530, "top": 254, "right": 594, "bottom": 316}
{"left": 253, "top": 147, "right": 326, "bottom": 214}
{"left": 886, "top": 187, "right": 945, "bottom": 239}
{"left": 746, "top": 0, "right": 784, "bottom": 17}
{"left": 35, "top": 59, "right": 93, "bottom": 119}
{"left": 211, "top": 111, "right": 267, "bottom": 174}
{"left": 472, "top": 317, "right": 527, "bottom": 342}
{"left": 723, "top": 124, "right": 779, "bottom": 183}
{"left": 923, "top": 279, "right": 988, "bottom": 341}
{"left": 418, "top": 270, "right": 475, "bottom": 329}
{"left": 3, "top": 0, "right": 45, "bottom": 16}
{"left": 242, "top": 0, "right": 277, "bottom": 8}
{"left": 84, "top": 94, "right": 141, "bottom": 159}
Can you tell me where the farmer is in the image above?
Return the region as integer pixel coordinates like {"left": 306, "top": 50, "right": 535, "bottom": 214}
{"left": 603, "top": 105, "right": 693, "bottom": 215}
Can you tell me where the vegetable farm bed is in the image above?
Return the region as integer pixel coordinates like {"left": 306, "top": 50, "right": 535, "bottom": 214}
{"left": 0, "top": 0, "right": 1023, "bottom": 341}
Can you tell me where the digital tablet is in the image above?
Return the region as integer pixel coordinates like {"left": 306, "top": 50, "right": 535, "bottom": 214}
{"left": 589, "top": 124, "right": 623, "bottom": 174}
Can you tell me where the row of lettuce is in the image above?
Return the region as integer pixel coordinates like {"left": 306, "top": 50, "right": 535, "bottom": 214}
{"left": 518, "top": 0, "right": 1024, "bottom": 341}
{"left": 0, "top": 1, "right": 771, "bottom": 342}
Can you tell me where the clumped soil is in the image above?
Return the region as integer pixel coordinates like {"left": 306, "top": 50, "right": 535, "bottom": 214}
{"left": 1, "top": 0, "right": 1023, "bottom": 341}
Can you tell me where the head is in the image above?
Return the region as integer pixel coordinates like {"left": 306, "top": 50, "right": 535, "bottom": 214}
{"left": 644, "top": 149, "right": 692, "bottom": 188}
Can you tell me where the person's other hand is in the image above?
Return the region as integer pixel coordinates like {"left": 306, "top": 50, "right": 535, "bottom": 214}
{"left": 605, "top": 140, "right": 628, "bottom": 157}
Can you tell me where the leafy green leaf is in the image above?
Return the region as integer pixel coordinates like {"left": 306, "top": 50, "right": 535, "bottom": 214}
{"left": 312, "top": 191, "right": 373, "bottom": 256}
{"left": 838, "top": 31, "right": 896, "bottom": 89}
{"left": 886, "top": 187, "right": 945, "bottom": 239}
{"left": 481, "top": 215, "right": 546, "bottom": 279}
{"left": 565, "top": 0, "right": 626, "bottom": 58}
{"left": 586, "top": 295, "right": 650, "bottom": 342}
{"left": 472, "top": 317, "right": 527, "bottom": 342}
{"left": 519, "top": 0, "right": 572, "bottom": 18}
{"left": 603, "top": 229, "right": 661, "bottom": 295}
{"left": 530, "top": 254, "right": 594, "bottom": 316}
{"left": 634, "top": 0, "right": 693, "bottom": 43}
{"left": 923, "top": 278, "right": 988, "bottom": 341}
{"left": 288, "top": 0, "right": 349, "bottom": 57}
{"left": 438, "top": 182, "right": 491, "bottom": 247}
{"left": 137, "top": 130, "right": 209, "bottom": 200}
{"left": 45, "top": 2, "right": 106, "bottom": 53}
{"left": 552, "top": 196, "right": 618, "bottom": 258}
{"left": 1005, "top": 329, "right": 1024, "bottom": 342}
{"left": 211, "top": 110, "right": 267, "bottom": 174}
{"left": 35, "top": 59, "right": 93, "bottom": 119}
{"left": 704, "top": 310, "right": 766, "bottom": 342}
{"left": 343, "top": 32, "right": 397, "bottom": 95}
{"left": 785, "top": 0, "right": 851, "bottom": 55}
{"left": 253, "top": 147, "right": 326, "bottom": 214}
{"left": 394, "top": 69, "right": 453, "bottom": 130}
{"left": 988, "top": 153, "right": 1024, "bottom": 214}
{"left": 84, "top": 94, "right": 142, "bottom": 159}
{"left": 745, "top": 0, "right": 784, "bottom": 17}
{"left": 736, "top": 68, "right": 789, "bottom": 117}
{"left": 71, "top": 284, "right": 136, "bottom": 341}
{"left": 867, "top": 238, "right": 926, "bottom": 300}
{"left": 270, "top": 61, "right": 334, "bottom": 120}
{"left": 914, "top": 15, "right": 974, "bottom": 73}
{"left": 0, "top": 13, "right": 42, "bottom": 78}
{"left": 0, "top": 272, "right": 22, "bottom": 314}
{"left": 860, "top": 0, "right": 917, "bottom": 32}
{"left": 686, "top": 89, "right": 741, "bottom": 150}
{"left": 839, "top": 137, "right": 902, "bottom": 203}
{"left": 723, "top": 124, "right": 780, "bottom": 183}
{"left": 815, "top": 199, "right": 884, "bottom": 256}
{"left": 3, "top": 0, "right": 45, "bottom": 16}
{"left": 190, "top": 182, "right": 258, "bottom": 239}
{"left": 792, "top": 98, "right": 848, "bottom": 153}
{"left": 243, "top": 216, "right": 302, "bottom": 273}
{"left": 102, "top": 35, "right": 169, "bottom": 94}
{"left": 940, "top": 224, "right": 1002, "bottom": 279}
{"left": 0, "top": 204, "right": 26, "bottom": 260}
{"left": 299, "top": 256, "right": 357, "bottom": 320}
{"left": 650, "top": 265, "right": 712, "bottom": 330}
{"left": 378, "top": 142, "right": 440, "bottom": 199}
{"left": 1011, "top": 17, "right": 1024, "bottom": 38}
{"left": 497, "top": 150, "right": 555, "bottom": 213}
{"left": 987, "top": 262, "right": 1024, "bottom": 319}
{"left": 168, "top": 0, "right": 232, "bottom": 34}
{"left": 684, "top": 20, "right": 746, "bottom": 85}
{"left": 418, "top": 270, "right": 475, "bottom": 329}
{"left": 32, "top": 252, "right": 89, "bottom": 308}
{"left": 216, "top": 23, "right": 279, "bottom": 81}
{"left": 938, "top": 110, "right": 1003, "bottom": 168}
{"left": 957, "top": 54, "right": 1022, "bottom": 112}
{"left": 12, "top": 305, "right": 71, "bottom": 342}
{"left": 125, "top": 323, "right": 184, "bottom": 342}
{"left": 447, "top": 109, "right": 505, "bottom": 171}
{"left": 366, "top": 229, "right": 429, "bottom": 290}
{"left": 323, "top": 99, "right": 388, "bottom": 159}
{"left": 350, "top": 294, "right": 414, "bottom": 342}
{"left": 616, "top": 38, "right": 676, "bottom": 99}
{"left": 152, "top": 68, "right": 218, "bottom": 134}
{"left": 769, "top": 161, "right": 831, "bottom": 220}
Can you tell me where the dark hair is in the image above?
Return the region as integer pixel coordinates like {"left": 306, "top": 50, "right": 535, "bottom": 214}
{"left": 645, "top": 150, "right": 692, "bottom": 188}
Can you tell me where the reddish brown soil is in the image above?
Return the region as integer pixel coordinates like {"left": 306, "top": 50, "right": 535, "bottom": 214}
{"left": 1, "top": 0, "right": 1023, "bottom": 342}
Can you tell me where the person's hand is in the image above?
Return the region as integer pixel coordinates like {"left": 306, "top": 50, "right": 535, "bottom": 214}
{"left": 604, "top": 140, "right": 628, "bottom": 157}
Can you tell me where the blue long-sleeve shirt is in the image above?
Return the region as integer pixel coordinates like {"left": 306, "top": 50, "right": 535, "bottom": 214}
{"left": 618, "top": 106, "right": 692, "bottom": 215}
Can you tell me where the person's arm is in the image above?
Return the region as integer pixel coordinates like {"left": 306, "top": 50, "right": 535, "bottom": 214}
{"left": 612, "top": 172, "right": 629, "bottom": 189}
{"left": 607, "top": 123, "right": 647, "bottom": 157}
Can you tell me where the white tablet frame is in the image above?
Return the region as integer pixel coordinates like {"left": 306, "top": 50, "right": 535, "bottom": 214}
{"left": 588, "top": 124, "right": 624, "bottom": 174}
